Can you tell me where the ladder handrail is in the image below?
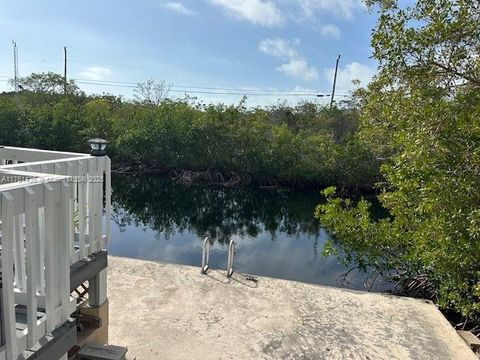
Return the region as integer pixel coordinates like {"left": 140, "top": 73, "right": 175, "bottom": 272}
{"left": 227, "top": 239, "right": 235, "bottom": 277}
{"left": 201, "top": 237, "right": 210, "bottom": 274}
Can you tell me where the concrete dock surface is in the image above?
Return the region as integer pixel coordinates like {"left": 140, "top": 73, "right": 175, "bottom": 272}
{"left": 107, "top": 256, "right": 476, "bottom": 360}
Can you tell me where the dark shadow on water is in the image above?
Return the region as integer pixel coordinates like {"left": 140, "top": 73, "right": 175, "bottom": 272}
{"left": 108, "top": 174, "right": 391, "bottom": 292}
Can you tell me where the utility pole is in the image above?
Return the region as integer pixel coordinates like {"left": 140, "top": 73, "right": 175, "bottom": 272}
{"left": 12, "top": 40, "right": 18, "bottom": 92}
{"left": 330, "top": 54, "right": 340, "bottom": 108}
{"left": 64, "top": 46, "right": 67, "bottom": 94}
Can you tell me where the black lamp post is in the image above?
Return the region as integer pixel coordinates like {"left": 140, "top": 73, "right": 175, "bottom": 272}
{"left": 88, "top": 138, "right": 108, "bottom": 156}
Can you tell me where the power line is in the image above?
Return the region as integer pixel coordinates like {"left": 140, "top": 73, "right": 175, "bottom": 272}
{"left": 74, "top": 79, "right": 340, "bottom": 95}
{"left": 173, "top": 84, "right": 318, "bottom": 93}
{"left": 0, "top": 47, "right": 352, "bottom": 97}
{"left": 0, "top": 74, "right": 349, "bottom": 97}
{"left": 0, "top": 74, "right": 350, "bottom": 98}
{"left": 74, "top": 80, "right": 341, "bottom": 97}
{"left": 71, "top": 78, "right": 349, "bottom": 96}
{"left": 0, "top": 45, "right": 357, "bottom": 100}
{"left": 73, "top": 78, "right": 322, "bottom": 94}
{"left": 0, "top": 46, "right": 351, "bottom": 99}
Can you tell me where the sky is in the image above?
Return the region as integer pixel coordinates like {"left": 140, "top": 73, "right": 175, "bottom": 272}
{"left": 0, "top": 0, "right": 379, "bottom": 106}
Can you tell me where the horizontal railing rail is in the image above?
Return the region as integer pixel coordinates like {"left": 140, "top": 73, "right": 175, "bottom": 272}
{"left": 0, "top": 146, "right": 111, "bottom": 360}
{"left": 0, "top": 146, "right": 88, "bottom": 164}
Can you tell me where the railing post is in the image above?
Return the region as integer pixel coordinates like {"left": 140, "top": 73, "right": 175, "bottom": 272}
{"left": 105, "top": 156, "right": 112, "bottom": 245}
{"left": 53, "top": 181, "right": 63, "bottom": 315}
{"left": 60, "top": 182, "right": 73, "bottom": 321}
{"left": 36, "top": 208, "right": 46, "bottom": 296}
{"left": 44, "top": 183, "right": 57, "bottom": 333}
{"left": 94, "top": 158, "right": 102, "bottom": 249}
{"left": 78, "top": 160, "right": 87, "bottom": 258}
{"left": 88, "top": 157, "right": 97, "bottom": 253}
{"left": 13, "top": 214, "right": 26, "bottom": 292}
{"left": 67, "top": 161, "right": 76, "bottom": 262}
{"left": 25, "top": 186, "right": 39, "bottom": 347}
{"left": 1, "top": 192, "right": 19, "bottom": 359}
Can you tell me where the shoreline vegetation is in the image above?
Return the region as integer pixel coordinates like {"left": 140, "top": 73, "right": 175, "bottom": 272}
{"left": 0, "top": 79, "right": 381, "bottom": 192}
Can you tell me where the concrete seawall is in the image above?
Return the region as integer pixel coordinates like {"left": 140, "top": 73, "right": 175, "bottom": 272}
{"left": 107, "top": 256, "right": 476, "bottom": 360}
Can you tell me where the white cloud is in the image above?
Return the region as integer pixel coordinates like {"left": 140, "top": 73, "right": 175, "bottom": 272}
{"left": 296, "top": 0, "right": 363, "bottom": 19}
{"left": 320, "top": 24, "right": 340, "bottom": 38}
{"left": 209, "top": 0, "right": 284, "bottom": 27}
{"left": 259, "top": 37, "right": 318, "bottom": 81}
{"left": 163, "top": 2, "right": 195, "bottom": 15}
{"left": 259, "top": 38, "right": 299, "bottom": 59}
{"left": 79, "top": 66, "right": 111, "bottom": 81}
{"left": 277, "top": 59, "right": 319, "bottom": 81}
{"left": 324, "top": 62, "right": 376, "bottom": 92}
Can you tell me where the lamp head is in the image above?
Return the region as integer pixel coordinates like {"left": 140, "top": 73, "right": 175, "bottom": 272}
{"left": 88, "top": 138, "right": 108, "bottom": 156}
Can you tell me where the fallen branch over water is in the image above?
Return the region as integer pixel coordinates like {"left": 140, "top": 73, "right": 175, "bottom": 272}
{"left": 170, "top": 170, "right": 252, "bottom": 187}
{"left": 112, "top": 162, "right": 377, "bottom": 193}
{"left": 112, "top": 162, "right": 168, "bottom": 175}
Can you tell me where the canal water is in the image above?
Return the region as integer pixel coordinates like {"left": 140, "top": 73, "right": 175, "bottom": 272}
{"left": 108, "top": 175, "right": 389, "bottom": 291}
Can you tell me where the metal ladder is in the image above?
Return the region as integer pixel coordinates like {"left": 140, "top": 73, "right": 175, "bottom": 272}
{"left": 201, "top": 237, "right": 235, "bottom": 277}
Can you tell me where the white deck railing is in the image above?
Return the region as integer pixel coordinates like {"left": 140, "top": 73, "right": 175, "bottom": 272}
{"left": 0, "top": 146, "right": 111, "bottom": 360}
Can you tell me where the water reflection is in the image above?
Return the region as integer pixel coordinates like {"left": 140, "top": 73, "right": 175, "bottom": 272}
{"left": 109, "top": 175, "right": 388, "bottom": 291}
